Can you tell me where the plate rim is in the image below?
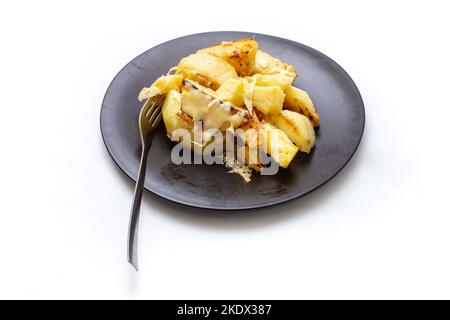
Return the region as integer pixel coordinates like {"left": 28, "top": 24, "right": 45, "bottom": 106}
{"left": 100, "top": 31, "right": 365, "bottom": 211}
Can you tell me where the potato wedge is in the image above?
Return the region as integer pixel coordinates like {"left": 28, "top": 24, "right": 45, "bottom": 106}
{"left": 178, "top": 53, "right": 238, "bottom": 90}
{"left": 197, "top": 39, "right": 258, "bottom": 76}
{"left": 254, "top": 50, "right": 297, "bottom": 78}
{"left": 268, "top": 110, "right": 315, "bottom": 153}
{"left": 284, "top": 86, "right": 320, "bottom": 127}
{"left": 252, "top": 85, "right": 285, "bottom": 115}
{"left": 260, "top": 122, "right": 299, "bottom": 168}
{"left": 162, "top": 90, "right": 193, "bottom": 135}
{"left": 246, "top": 74, "right": 294, "bottom": 92}
{"left": 138, "top": 74, "right": 183, "bottom": 102}
{"left": 216, "top": 78, "right": 245, "bottom": 108}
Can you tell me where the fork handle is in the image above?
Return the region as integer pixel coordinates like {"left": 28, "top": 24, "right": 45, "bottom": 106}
{"left": 127, "top": 137, "right": 153, "bottom": 271}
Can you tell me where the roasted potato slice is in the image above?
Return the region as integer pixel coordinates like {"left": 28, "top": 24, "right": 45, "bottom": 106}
{"left": 253, "top": 50, "right": 297, "bottom": 78}
{"left": 162, "top": 89, "right": 193, "bottom": 135}
{"left": 197, "top": 39, "right": 258, "bottom": 76}
{"left": 177, "top": 53, "right": 238, "bottom": 90}
{"left": 284, "top": 86, "right": 320, "bottom": 127}
{"left": 260, "top": 122, "right": 299, "bottom": 168}
{"left": 268, "top": 110, "right": 316, "bottom": 153}
{"left": 138, "top": 74, "right": 183, "bottom": 102}
{"left": 216, "top": 78, "right": 245, "bottom": 108}
{"left": 252, "top": 85, "right": 285, "bottom": 115}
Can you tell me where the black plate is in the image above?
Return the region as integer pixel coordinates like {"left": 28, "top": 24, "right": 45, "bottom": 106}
{"left": 100, "top": 31, "right": 365, "bottom": 211}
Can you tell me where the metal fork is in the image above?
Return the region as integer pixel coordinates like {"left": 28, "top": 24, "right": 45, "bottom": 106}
{"left": 128, "top": 94, "right": 165, "bottom": 271}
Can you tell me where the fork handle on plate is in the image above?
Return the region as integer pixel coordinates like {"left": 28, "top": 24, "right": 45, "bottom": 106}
{"left": 127, "top": 138, "right": 153, "bottom": 271}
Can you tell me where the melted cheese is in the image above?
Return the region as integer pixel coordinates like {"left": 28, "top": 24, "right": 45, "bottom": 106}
{"left": 181, "top": 80, "right": 249, "bottom": 131}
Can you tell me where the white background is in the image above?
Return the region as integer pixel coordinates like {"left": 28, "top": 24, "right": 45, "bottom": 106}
{"left": 1, "top": 0, "right": 449, "bottom": 299}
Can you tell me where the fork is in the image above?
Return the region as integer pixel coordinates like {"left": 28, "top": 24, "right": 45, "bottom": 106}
{"left": 128, "top": 94, "right": 165, "bottom": 271}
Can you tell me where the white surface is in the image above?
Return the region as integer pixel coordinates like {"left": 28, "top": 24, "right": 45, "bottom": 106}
{"left": 1, "top": 0, "right": 449, "bottom": 299}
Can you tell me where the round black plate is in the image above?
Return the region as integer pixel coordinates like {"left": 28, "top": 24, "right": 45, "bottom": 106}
{"left": 100, "top": 31, "right": 365, "bottom": 210}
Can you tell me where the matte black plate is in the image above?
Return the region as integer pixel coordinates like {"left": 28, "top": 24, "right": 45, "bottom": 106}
{"left": 100, "top": 31, "right": 365, "bottom": 210}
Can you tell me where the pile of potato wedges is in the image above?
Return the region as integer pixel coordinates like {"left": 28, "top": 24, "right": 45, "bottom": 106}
{"left": 138, "top": 39, "right": 320, "bottom": 179}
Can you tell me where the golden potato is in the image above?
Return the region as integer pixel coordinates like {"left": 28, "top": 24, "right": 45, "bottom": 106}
{"left": 284, "top": 86, "right": 320, "bottom": 127}
{"left": 162, "top": 89, "right": 193, "bottom": 135}
{"left": 252, "top": 85, "right": 285, "bottom": 115}
{"left": 177, "top": 53, "right": 238, "bottom": 90}
{"left": 197, "top": 39, "right": 258, "bottom": 76}
{"left": 138, "top": 74, "right": 183, "bottom": 102}
{"left": 268, "top": 110, "right": 316, "bottom": 153}
{"left": 253, "top": 50, "right": 297, "bottom": 78}
{"left": 246, "top": 74, "right": 294, "bottom": 91}
{"left": 216, "top": 79, "right": 245, "bottom": 108}
{"left": 260, "top": 122, "right": 299, "bottom": 168}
